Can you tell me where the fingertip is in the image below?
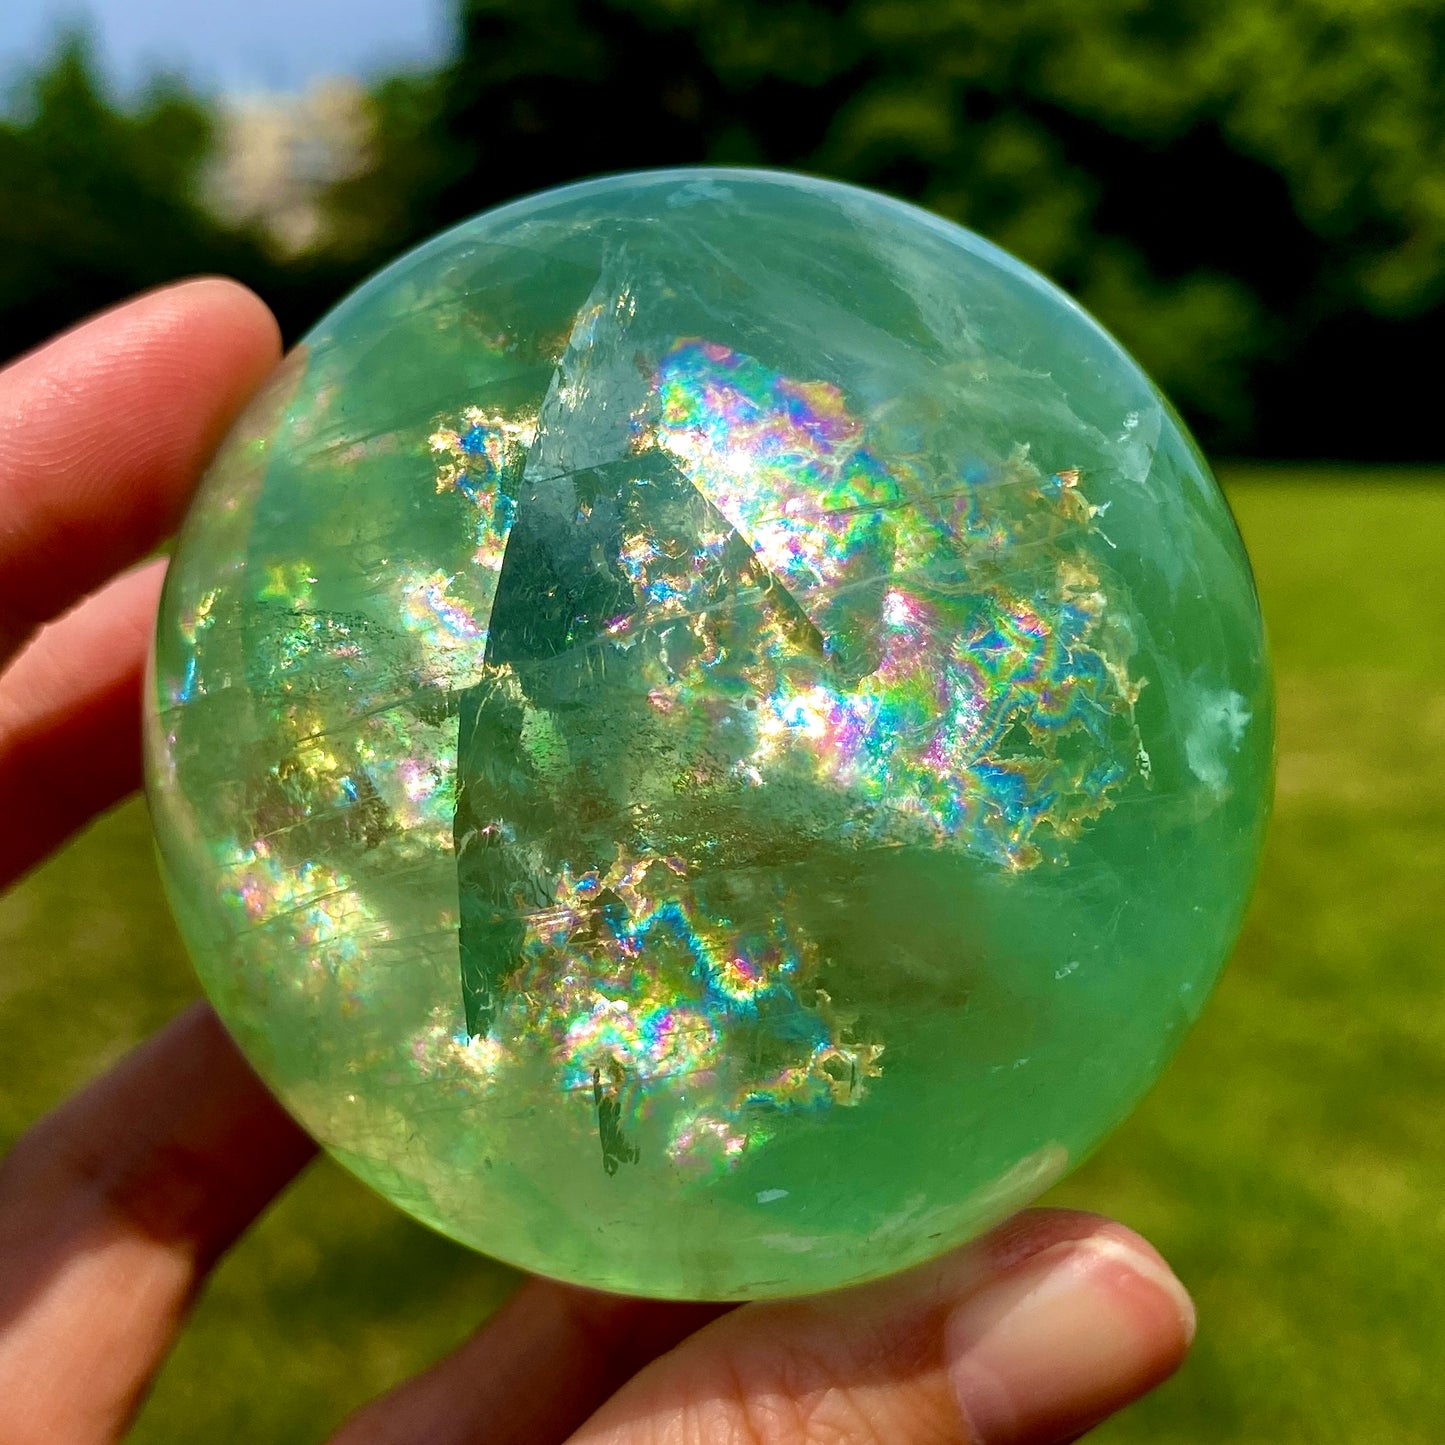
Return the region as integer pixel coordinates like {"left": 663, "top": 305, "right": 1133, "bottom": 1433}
{"left": 981, "top": 1208, "right": 1189, "bottom": 1313}
{"left": 978, "top": 1207, "right": 1127, "bottom": 1274}
{"left": 87, "top": 277, "right": 283, "bottom": 423}
{"left": 10, "top": 275, "right": 281, "bottom": 381}
{"left": 152, "top": 276, "right": 284, "bottom": 367}
{"left": 946, "top": 1227, "right": 1194, "bottom": 1444}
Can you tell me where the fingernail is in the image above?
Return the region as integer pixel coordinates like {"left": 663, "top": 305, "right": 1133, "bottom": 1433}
{"left": 946, "top": 1234, "right": 1195, "bottom": 1444}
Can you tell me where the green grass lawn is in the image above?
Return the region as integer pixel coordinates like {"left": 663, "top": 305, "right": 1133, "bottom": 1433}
{"left": 2, "top": 469, "right": 1442, "bottom": 1441}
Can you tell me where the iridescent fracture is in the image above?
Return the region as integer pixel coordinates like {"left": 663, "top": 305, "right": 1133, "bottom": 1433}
{"left": 647, "top": 339, "right": 1141, "bottom": 866}
{"left": 148, "top": 169, "right": 1272, "bottom": 1300}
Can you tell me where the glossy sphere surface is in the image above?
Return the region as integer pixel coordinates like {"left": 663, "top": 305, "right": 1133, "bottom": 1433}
{"left": 147, "top": 169, "right": 1271, "bottom": 1299}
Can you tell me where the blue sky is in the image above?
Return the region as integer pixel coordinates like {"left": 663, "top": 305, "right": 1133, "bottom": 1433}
{"left": 0, "top": 0, "right": 455, "bottom": 96}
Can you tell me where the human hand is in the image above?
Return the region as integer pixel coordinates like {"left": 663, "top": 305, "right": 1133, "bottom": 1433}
{"left": 0, "top": 281, "right": 1195, "bottom": 1445}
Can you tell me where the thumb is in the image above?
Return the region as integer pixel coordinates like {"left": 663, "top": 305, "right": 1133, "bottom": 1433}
{"left": 567, "top": 1209, "right": 1194, "bottom": 1445}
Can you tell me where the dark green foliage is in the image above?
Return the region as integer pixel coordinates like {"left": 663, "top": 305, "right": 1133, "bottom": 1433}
{"left": 0, "top": 37, "right": 238, "bottom": 350}
{"left": 325, "top": 0, "right": 1445, "bottom": 458}
{"left": 7, "top": 6, "right": 1445, "bottom": 457}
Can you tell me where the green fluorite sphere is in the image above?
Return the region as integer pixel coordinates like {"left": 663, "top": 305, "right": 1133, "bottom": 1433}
{"left": 146, "top": 169, "right": 1271, "bottom": 1300}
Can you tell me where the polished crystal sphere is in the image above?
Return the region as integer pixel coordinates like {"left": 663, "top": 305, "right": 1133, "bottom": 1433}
{"left": 146, "top": 169, "right": 1272, "bottom": 1299}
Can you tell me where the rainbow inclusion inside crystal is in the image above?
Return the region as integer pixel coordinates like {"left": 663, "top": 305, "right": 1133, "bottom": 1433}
{"left": 422, "top": 328, "right": 1143, "bottom": 1178}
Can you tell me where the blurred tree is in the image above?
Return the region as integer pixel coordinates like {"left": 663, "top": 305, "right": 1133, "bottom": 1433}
{"left": 327, "top": 0, "right": 1445, "bottom": 459}
{"left": 0, "top": 35, "right": 351, "bottom": 365}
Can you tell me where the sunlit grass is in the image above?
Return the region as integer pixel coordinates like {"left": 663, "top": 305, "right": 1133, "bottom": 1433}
{"left": 1, "top": 470, "right": 1441, "bottom": 1441}
{"left": 1052, "top": 470, "right": 1445, "bottom": 1444}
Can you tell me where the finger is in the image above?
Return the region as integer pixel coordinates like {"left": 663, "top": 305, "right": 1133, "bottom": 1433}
{"left": 0, "top": 1003, "right": 315, "bottom": 1445}
{"left": 563, "top": 1209, "right": 1194, "bottom": 1445}
{"left": 0, "top": 278, "right": 280, "bottom": 664}
{"left": 328, "top": 1210, "right": 1190, "bottom": 1445}
{"left": 0, "top": 559, "right": 164, "bottom": 887}
{"left": 330, "top": 1282, "right": 726, "bottom": 1445}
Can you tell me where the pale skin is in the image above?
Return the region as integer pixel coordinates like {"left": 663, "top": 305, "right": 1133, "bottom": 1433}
{"left": 0, "top": 280, "right": 1196, "bottom": 1445}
